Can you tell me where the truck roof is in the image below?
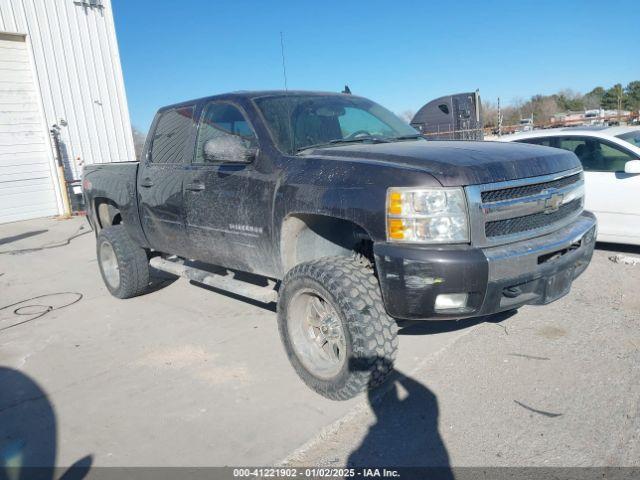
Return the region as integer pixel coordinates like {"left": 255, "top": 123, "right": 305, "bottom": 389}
{"left": 158, "top": 90, "right": 352, "bottom": 112}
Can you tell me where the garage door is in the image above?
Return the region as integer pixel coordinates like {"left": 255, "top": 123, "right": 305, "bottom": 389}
{"left": 0, "top": 33, "right": 58, "bottom": 224}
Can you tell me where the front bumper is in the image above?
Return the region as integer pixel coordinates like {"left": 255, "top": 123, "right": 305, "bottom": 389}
{"left": 374, "top": 211, "right": 597, "bottom": 320}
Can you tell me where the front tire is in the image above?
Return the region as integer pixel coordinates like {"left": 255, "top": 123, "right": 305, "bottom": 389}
{"left": 97, "top": 225, "right": 150, "bottom": 299}
{"left": 277, "top": 256, "right": 398, "bottom": 400}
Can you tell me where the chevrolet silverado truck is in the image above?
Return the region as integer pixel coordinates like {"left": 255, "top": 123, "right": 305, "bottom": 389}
{"left": 83, "top": 91, "right": 597, "bottom": 400}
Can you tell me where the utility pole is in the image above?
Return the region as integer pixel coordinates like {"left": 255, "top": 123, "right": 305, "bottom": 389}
{"left": 617, "top": 84, "right": 623, "bottom": 125}
{"left": 497, "top": 97, "right": 502, "bottom": 137}
{"left": 50, "top": 125, "right": 72, "bottom": 219}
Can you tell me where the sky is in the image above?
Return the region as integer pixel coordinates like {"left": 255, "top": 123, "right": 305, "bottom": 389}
{"left": 112, "top": 0, "right": 640, "bottom": 132}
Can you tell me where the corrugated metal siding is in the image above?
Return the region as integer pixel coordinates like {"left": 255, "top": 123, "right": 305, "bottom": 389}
{"left": 0, "top": 0, "right": 134, "bottom": 218}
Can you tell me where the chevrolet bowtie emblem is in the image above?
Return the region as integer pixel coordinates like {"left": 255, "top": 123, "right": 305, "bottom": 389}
{"left": 543, "top": 192, "right": 564, "bottom": 214}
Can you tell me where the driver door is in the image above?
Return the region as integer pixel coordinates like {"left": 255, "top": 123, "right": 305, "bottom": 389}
{"left": 182, "top": 101, "right": 276, "bottom": 275}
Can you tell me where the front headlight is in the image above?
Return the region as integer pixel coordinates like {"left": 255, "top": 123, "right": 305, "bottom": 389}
{"left": 386, "top": 187, "right": 469, "bottom": 243}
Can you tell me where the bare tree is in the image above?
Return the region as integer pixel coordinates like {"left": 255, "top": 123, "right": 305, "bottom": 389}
{"left": 538, "top": 97, "right": 559, "bottom": 123}
{"left": 398, "top": 110, "right": 416, "bottom": 123}
{"left": 482, "top": 100, "right": 499, "bottom": 127}
{"left": 502, "top": 105, "right": 521, "bottom": 126}
{"left": 132, "top": 127, "right": 147, "bottom": 161}
{"left": 510, "top": 97, "right": 525, "bottom": 112}
{"left": 583, "top": 92, "right": 603, "bottom": 109}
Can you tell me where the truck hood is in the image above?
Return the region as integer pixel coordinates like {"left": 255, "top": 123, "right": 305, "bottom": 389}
{"left": 306, "top": 140, "right": 581, "bottom": 186}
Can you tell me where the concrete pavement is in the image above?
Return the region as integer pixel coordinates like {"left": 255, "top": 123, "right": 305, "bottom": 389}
{"left": 1, "top": 217, "right": 479, "bottom": 467}
{"left": 1, "top": 216, "right": 638, "bottom": 470}
{"left": 284, "top": 243, "right": 640, "bottom": 468}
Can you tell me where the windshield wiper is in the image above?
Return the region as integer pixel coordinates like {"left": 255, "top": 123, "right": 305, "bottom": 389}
{"left": 391, "top": 134, "right": 425, "bottom": 140}
{"left": 296, "top": 136, "right": 390, "bottom": 153}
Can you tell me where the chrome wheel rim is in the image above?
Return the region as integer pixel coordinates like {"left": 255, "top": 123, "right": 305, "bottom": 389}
{"left": 287, "top": 289, "right": 347, "bottom": 379}
{"left": 99, "top": 241, "right": 120, "bottom": 290}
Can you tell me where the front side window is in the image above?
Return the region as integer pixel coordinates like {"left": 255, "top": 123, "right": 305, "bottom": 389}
{"left": 557, "top": 136, "right": 635, "bottom": 172}
{"left": 195, "top": 102, "right": 256, "bottom": 163}
{"left": 150, "top": 106, "right": 194, "bottom": 164}
{"left": 254, "top": 94, "right": 420, "bottom": 154}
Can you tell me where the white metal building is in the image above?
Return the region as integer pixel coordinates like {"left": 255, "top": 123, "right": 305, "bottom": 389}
{"left": 0, "top": 0, "right": 134, "bottom": 223}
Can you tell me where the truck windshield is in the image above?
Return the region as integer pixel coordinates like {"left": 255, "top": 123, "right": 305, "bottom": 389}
{"left": 254, "top": 94, "right": 421, "bottom": 154}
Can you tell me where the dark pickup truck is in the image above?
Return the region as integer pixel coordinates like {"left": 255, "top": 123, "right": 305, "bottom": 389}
{"left": 83, "top": 91, "right": 596, "bottom": 400}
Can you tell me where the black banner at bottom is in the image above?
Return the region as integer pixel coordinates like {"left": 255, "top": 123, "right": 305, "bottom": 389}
{"left": 3, "top": 466, "right": 640, "bottom": 480}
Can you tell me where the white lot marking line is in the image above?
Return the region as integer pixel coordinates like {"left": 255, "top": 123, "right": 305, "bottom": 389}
{"left": 278, "top": 322, "right": 489, "bottom": 466}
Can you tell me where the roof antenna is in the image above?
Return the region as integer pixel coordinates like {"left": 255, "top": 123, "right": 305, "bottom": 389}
{"left": 280, "top": 31, "right": 288, "bottom": 92}
{"left": 280, "top": 31, "right": 295, "bottom": 153}
{"left": 342, "top": 85, "right": 351, "bottom": 94}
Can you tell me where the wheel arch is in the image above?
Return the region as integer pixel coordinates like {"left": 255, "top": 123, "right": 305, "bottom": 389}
{"left": 95, "top": 198, "right": 122, "bottom": 231}
{"left": 279, "top": 213, "right": 373, "bottom": 275}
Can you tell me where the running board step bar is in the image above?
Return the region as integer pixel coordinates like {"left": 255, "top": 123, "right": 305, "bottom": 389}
{"left": 150, "top": 257, "right": 278, "bottom": 304}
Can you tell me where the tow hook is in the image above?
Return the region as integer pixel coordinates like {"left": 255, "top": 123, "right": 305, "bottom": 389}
{"left": 503, "top": 285, "right": 522, "bottom": 298}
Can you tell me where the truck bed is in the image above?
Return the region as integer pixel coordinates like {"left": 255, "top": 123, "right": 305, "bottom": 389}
{"left": 83, "top": 161, "right": 147, "bottom": 247}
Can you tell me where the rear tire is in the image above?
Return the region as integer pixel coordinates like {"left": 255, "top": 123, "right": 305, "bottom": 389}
{"left": 278, "top": 256, "right": 398, "bottom": 400}
{"left": 97, "top": 225, "right": 150, "bottom": 299}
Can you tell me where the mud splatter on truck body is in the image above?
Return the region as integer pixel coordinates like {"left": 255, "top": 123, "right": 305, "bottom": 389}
{"left": 83, "top": 90, "right": 597, "bottom": 399}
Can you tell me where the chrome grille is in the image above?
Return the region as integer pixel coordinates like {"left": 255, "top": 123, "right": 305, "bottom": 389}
{"left": 481, "top": 173, "right": 582, "bottom": 203}
{"left": 465, "top": 169, "right": 585, "bottom": 247}
{"left": 485, "top": 198, "right": 583, "bottom": 238}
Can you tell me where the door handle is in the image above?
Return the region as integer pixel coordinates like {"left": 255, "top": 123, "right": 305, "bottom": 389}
{"left": 186, "top": 182, "right": 205, "bottom": 192}
{"left": 140, "top": 178, "right": 154, "bottom": 188}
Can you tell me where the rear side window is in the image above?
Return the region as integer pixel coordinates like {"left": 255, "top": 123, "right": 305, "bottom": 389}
{"left": 517, "top": 137, "right": 554, "bottom": 147}
{"left": 150, "top": 106, "right": 194, "bottom": 164}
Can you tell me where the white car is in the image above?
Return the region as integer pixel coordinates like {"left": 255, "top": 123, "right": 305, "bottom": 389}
{"left": 499, "top": 126, "right": 640, "bottom": 246}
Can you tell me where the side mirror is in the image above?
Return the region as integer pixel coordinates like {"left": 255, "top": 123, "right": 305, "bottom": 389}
{"left": 203, "top": 136, "right": 256, "bottom": 163}
{"left": 624, "top": 159, "right": 640, "bottom": 174}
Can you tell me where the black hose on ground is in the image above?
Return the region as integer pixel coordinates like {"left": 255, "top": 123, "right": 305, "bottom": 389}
{"left": 0, "top": 226, "right": 90, "bottom": 256}
{"left": 0, "top": 292, "right": 83, "bottom": 332}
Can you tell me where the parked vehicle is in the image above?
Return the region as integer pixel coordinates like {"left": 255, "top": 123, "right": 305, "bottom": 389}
{"left": 410, "top": 91, "right": 483, "bottom": 141}
{"left": 500, "top": 126, "right": 640, "bottom": 246}
{"left": 518, "top": 118, "right": 534, "bottom": 132}
{"left": 83, "top": 91, "right": 596, "bottom": 400}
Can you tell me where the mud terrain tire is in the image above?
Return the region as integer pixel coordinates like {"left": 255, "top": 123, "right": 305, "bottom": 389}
{"left": 97, "top": 225, "right": 151, "bottom": 299}
{"left": 278, "top": 256, "right": 398, "bottom": 400}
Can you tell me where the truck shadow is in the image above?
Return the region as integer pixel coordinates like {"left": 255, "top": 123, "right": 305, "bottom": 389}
{"left": 0, "top": 230, "right": 48, "bottom": 247}
{"left": 147, "top": 265, "right": 180, "bottom": 293}
{"left": 397, "top": 309, "right": 517, "bottom": 336}
{"left": 187, "top": 277, "right": 518, "bottom": 329}
{"left": 595, "top": 241, "right": 640, "bottom": 255}
{"left": 346, "top": 359, "right": 453, "bottom": 478}
{"left": 189, "top": 280, "right": 277, "bottom": 312}
{"left": 0, "top": 367, "right": 92, "bottom": 480}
